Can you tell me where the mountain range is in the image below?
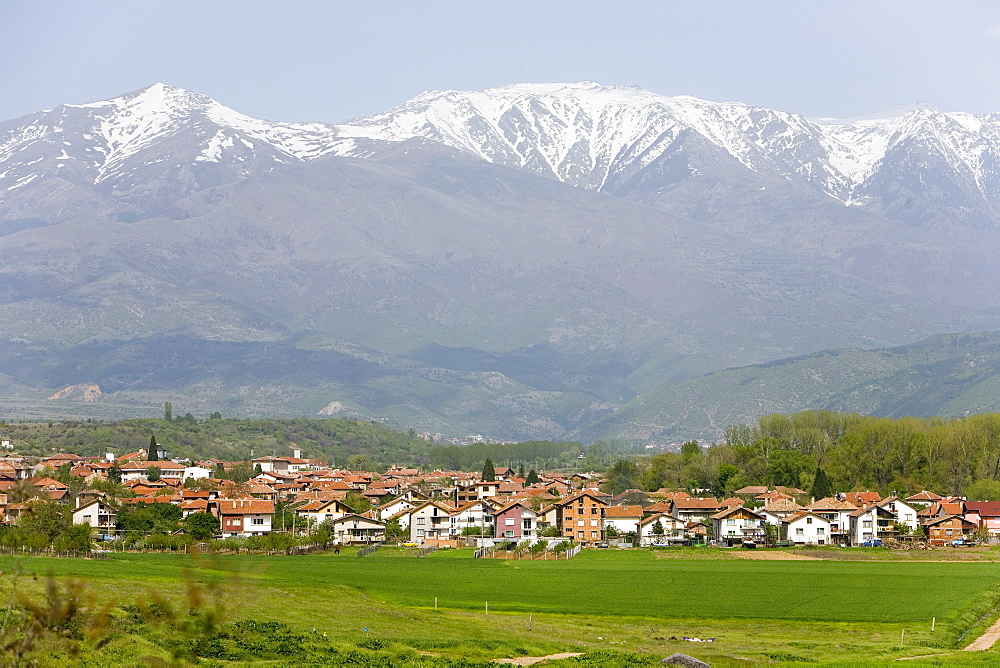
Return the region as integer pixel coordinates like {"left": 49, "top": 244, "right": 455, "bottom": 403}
{"left": 2, "top": 82, "right": 1000, "bottom": 440}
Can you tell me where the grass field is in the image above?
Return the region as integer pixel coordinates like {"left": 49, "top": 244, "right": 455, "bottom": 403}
{"left": 2, "top": 548, "right": 1000, "bottom": 666}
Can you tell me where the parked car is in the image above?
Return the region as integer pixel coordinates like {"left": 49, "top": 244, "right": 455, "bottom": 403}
{"left": 741, "top": 540, "right": 757, "bottom": 549}
{"left": 951, "top": 537, "right": 975, "bottom": 547}
{"left": 861, "top": 538, "right": 883, "bottom": 547}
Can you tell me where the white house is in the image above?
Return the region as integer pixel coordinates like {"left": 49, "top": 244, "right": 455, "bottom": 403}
{"left": 378, "top": 497, "right": 416, "bottom": 522}
{"left": 295, "top": 498, "right": 354, "bottom": 527}
{"left": 183, "top": 466, "right": 213, "bottom": 480}
{"left": 449, "top": 500, "right": 496, "bottom": 537}
{"left": 637, "top": 512, "right": 685, "bottom": 544}
{"left": 119, "top": 461, "right": 186, "bottom": 482}
{"left": 72, "top": 499, "right": 117, "bottom": 533}
{"left": 783, "top": 511, "right": 832, "bottom": 545}
{"left": 711, "top": 506, "right": 765, "bottom": 545}
{"left": 214, "top": 499, "right": 274, "bottom": 537}
{"left": 849, "top": 504, "right": 897, "bottom": 545}
{"left": 877, "top": 496, "right": 921, "bottom": 534}
{"left": 805, "top": 497, "right": 858, "bottom": 545}
{"left": 330, "top": 514, "right": 385, "bottom": 544}
{"left": 603, "top": 505, "right": 644, "bottom": 536}
{"left": 408, "top": 501, "right": 454, "bottom": 542}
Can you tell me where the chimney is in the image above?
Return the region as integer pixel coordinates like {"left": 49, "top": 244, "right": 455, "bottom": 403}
{"left": 293, "top": 448, "right": 302, "bottom": 460}
{"left": 106, "top": 452, "right": 114, "bottom": 463}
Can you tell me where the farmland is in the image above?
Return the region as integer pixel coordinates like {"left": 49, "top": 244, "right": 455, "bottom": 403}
{"left": 2, "top": 548, "right": 1000, "bottom": 665}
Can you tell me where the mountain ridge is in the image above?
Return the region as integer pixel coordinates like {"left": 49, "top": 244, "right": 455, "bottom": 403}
{"left": 3, "top": 82, "right": 1000, "bottom": 438}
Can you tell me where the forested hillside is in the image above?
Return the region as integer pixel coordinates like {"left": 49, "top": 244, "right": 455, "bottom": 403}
{"left": 0, "top": 417, "right": 598, "bottom": 473}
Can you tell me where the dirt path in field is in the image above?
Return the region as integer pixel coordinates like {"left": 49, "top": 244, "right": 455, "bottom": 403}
{"left": 494, "top": 652, "right": 584, "bottom": 665}
{"left": 964, "top": 615, "right": 1000, "bottom": 651}
{"left": 735, "top": 551, "right": 821, "bottom": 560}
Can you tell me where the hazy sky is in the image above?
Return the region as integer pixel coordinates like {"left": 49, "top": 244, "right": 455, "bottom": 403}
{"left": 4, "top": 1, "right": 1000, "bottom": 124}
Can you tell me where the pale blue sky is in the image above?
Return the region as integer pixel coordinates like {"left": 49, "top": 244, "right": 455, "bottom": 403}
{"left": 4, "top": 1, "right": 1000, "bottom": 123}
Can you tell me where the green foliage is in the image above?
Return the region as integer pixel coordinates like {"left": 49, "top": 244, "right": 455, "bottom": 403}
{"left": 344, "top": 492, "right": 370, "bottom": 514}
{"left": 965, "top": 478, "right": 1000, "bottom": 501}
{"left": 481, "top": 457, "right": 496, "bottom": 482}
{"left": 0, "top": 417, "right": 432, "bottom": 473}
{"left": 145, "top": 466, "right": 161, "bottom": 482}
{"left": 148, "top": 433, "right": 158, "bottom": 460}
{"left": 602, "top": 459, "right": 639, "bottom": 495}
{"left": 117, "top": 502, "right": 183, "bottom": 536}
{"left": 427, "top": 440, "right": 584, "bottom": 471}
{"left": 184, "top": 512, "right": 220, "bottom": 540}
{"left": 525, "top": 469, "right": 539, "bottom": 485}
{"left": 17, "top": 500, "right": 71, "bottom": 544}
{"left": 811, "top": 466, "right": 832, "bottom": 499}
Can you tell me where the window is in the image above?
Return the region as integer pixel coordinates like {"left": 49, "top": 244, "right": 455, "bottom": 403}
{"left": 906, "top": 514, "right": 913, "bottom": 521}
{"left": 252, "top": 517, "right": 264, "bottom": 525}
{"left": 806, "top": 517, "right": 812, "bottom": 524}
{"left": 862, "top": 520, "right": 872, "bottom": 528}
{"left": 578, "top": 531, "right": 585, "bottom": 538}
{"left": 946, "top": 529, "right": 953, "bottom": 536}
{"left": 795, "top": 528, "right": 804, "bottom": 535}
{"left": 817, "top": 527, "right": 825, "bottom": 535}
{"left": 591, "top": 531, "right": 598, "bottom": 538}
{"left": 505, "top": 518, "right": 515, "bottom": 526}
{"left": 523, "top": 520, "right": 532, "bottom": 529}
{"left": 590, "top": 520, "right": 598, "bottom": 527}
{"left": 417, "top": 529, "right": 425, "bottom": 537}
{"left": 591, "top": 508, "right": 598, "bottom": 515}
{"left": 578, "top": 508, "right": 585, "bottom": 515}
{"left": 505, "top": 530, "right": 514, "bottom": 537}
{"left": 577, "top": 520, "right": 585, "bottom": 527}
{"left": 417, "top": 518, "right": 425, "bottom": 525}
{"left": 727, "top": 519, "right": 736, "bottom": 525}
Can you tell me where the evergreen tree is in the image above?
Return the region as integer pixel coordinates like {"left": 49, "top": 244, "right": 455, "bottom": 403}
{"left": 482, "top": 457, "right": 496, "bottom": 482}
{"left": 148, "top": 434, "right": 158, "bottom": 461}
{"left": 517, "top": 463, "right": 525, "bottom": 479}
{"left": 163, "top": 402, "right": 172, "bottom": 422}
{"left": 526, "top": 469, "right": 539, "bottom": 485}
{"left": 108, "top": 464, "right": 122, "bottom": 485}
{"left": 812, "top": 466, "right": 832, "bottom": 500}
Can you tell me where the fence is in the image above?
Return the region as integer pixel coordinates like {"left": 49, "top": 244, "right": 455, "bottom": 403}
{"left": 473, "top": 545, "right": 492, "bottom": 558}
{"left": 565, "top": 544, "right": 582, "bottom": 559}
{"left": 0, "top": 547, "right": 110, "bottom": 559}
{"left": 416, "top": 546, "right": 438, "bottom": 557}
{"left": 357, "top": 543, "right": 383, "bottom": 557}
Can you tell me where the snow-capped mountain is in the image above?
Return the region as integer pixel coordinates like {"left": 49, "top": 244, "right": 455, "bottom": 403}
{"left": 4, "top": 81, "right": 1000, "bottom": 230}
{"left": 0, "top": 83, "right": 385, "bottom": 216}
{"left": 3, "top": 82, "right": 1000, "bottom": 437}
{"left": 330, "top": 82, "right": 1000, "bottom": 227}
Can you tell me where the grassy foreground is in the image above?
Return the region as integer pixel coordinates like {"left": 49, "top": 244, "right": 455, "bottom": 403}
{"left": 0, "top": 548, "right": 999, "bottom": 665}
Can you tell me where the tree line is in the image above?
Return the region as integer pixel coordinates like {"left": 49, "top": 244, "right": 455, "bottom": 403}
{"left": 603, "top": 410, "right": 1000, "bottom": 499}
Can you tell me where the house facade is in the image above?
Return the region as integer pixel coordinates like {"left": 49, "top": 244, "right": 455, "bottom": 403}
{"left": 924, "top": 514, "right": 977, "bottom": 546}
{"left": 783, "top": 511, "right": 832, "bottom": 545}
{"left": 555, "top": 491, "right": 608, "bottom": 544}
{"left": 493, "top": 502, "right": 538, "bottom": 540}
{"left": 214, "top": 499, "right": 275, "bottom": 537}
{"left": 711, "top": 506, "right": 765, "bottom": 545}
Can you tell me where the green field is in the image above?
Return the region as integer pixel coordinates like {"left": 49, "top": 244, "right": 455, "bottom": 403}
{"left": 2, "top": 548, "right": 1000, "bottom": 666}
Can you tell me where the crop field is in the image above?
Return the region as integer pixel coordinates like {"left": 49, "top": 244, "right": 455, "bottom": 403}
{"left": 2, "top": 548, "right": 1000, "bottom": 666}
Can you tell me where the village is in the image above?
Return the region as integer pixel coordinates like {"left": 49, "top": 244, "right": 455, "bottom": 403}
{"left": 0, "top": 437, "right": 988, "bottom": 553}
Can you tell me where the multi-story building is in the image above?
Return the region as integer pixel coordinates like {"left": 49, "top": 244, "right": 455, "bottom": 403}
{"left": 554, "top": 491, "right": 608, "bottom": 543}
